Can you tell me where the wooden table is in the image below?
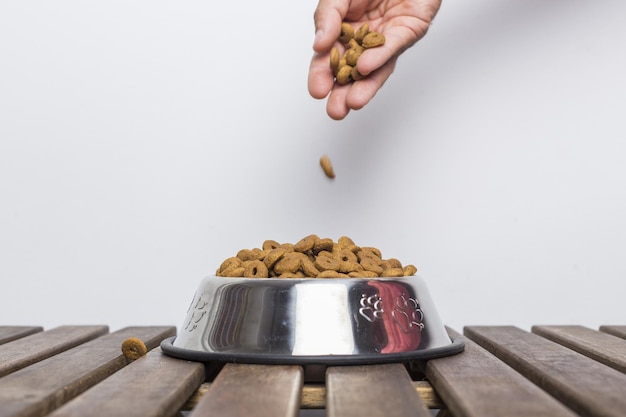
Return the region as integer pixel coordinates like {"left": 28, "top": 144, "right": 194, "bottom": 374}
{"left": 1, "top": 324, "right": 625, "bottom": 417}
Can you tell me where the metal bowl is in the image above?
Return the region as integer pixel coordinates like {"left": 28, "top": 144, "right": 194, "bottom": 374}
{"left": 161, "top": 275, "right": 463, "bottom": 365}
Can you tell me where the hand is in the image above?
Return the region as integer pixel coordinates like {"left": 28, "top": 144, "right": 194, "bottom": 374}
{"left": 308, "top": 0, "right": 442, "bottom": 120}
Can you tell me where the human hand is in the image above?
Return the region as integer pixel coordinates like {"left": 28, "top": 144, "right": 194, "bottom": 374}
{"left": 308, "top": 0, "right": 442, "bottom": 120}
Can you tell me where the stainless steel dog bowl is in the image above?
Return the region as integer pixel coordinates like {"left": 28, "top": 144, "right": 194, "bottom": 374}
{"left": 161, "top": 275, "right": 463, "bottom": 365}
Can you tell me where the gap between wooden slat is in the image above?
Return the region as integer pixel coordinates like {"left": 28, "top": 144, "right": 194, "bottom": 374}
{"left": 0, "top": 326, "right": 43, "bottom": 345}
{"left": 599, "top": 325, "right": 626, "bottom": 340}
{"left": 428, "top": 327, "right": 577, "bottom": 417}
{"left": 0, "top": 325, "right": 109, "bottom": 377}
{"left": 182, "top": 379, "right": 441, "bottom": 410}
{"left": 465, "top": 325, "right": 626, "bottom": 417}
{"left": 0, "top": 326, "right": 176, "bottom": 417}
{"left": 326, "top": 363, "right": 431, "bottom": 417}
{"left": 188, "top": 363, "right": 303, "bottom": 417}
{"left": 46, "top": 349, "right": 205, "bottom": 417}
{"left": 532, "top": 325, "right": 626, "bottom": 374}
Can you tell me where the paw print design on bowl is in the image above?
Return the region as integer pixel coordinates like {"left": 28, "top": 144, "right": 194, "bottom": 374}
{"left": 184, "top": 292, "right": 209, "bottom": 333}
{"left": 368, "top": 281, "right": 424, "bottom": 353}
{"left": 358, "top": 293, "right": 384, "bottom": 323}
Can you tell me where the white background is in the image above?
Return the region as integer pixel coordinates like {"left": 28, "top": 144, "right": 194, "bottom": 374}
{"left": 1, "top": 0, "right": 625, "bottom": 333}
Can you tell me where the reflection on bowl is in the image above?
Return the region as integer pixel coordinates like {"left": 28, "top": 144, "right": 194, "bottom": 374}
{"left": 161, "top": 275, "right": 463, "bottom": 365}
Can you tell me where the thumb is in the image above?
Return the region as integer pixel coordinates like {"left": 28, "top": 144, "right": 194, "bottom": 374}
{"left": 313, "top": 0, "right": 349, "bottom": 52}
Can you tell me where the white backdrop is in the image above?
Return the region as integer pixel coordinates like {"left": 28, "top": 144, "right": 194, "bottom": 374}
{"left": 1, "top": 0, "right": 625, "bottom": 333}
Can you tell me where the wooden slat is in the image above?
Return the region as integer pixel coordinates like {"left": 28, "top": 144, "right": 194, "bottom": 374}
{"left": 303, "top": 380, "right": 442, "bottom": 410}
{"left": 189, "top": 363, "right": 302, "bottom": 417}
{"left": 600, "top": 325, "right": 626, "bottom": 340}
{"left": 47, "top": 348, "right": 204, "bottom": 417}
{"left": 0, "top": 326, "right": 175, "bottom": 417}
{"left": 183, "top": 379, "right": 443, "bottom": 410}
{"left": 300, "top": 384, "right": 326, "bottom": 409}
{"left": 465, "top": 326, "right": 626, "bottom": 417}
{"left": 0, "top": 325, "right": 109, "bottom": 377}
{"left": 0, "top": 326, "right": 43, "bottom": 345}
{"left": 532, "top": 325, "right": 626, "bottom": 374}
{"left": 326, "top": 363, "right": 431, "bottom": 417}
{"left": 425, "top": 328, "right": 576, "bottom": 417}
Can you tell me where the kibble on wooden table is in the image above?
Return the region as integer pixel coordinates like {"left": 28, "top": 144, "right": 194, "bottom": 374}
{"left": 121, "top": 337, "right": 148, "bottom": 361}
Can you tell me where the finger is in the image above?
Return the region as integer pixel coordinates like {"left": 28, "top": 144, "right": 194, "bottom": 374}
{"left": 343, "top": 0, "right": 370, "bottom": 21}
{"left": 323, "top": 55, "right": 395, "bottom": 119}
{"left": 326, "top": 84, "right": 352, "bottom": 120}
{"left": 346, "top": 58, "right": 397, "bottom": 110}
{"left": 313, "top": 0, "right": 349, "bottom": 53}
{"left": 357, "top": 27, "right": 419, "bottom": 76}
{"left": 308, "top": 51, "right": 335, "bottom": 99}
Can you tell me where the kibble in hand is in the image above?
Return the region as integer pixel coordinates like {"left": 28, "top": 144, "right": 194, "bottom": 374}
{"left": 339, "top": 22, "right": 355, "bottom": 44}
{"left": 329, "top": 22, "right": 386, "bottom": 86}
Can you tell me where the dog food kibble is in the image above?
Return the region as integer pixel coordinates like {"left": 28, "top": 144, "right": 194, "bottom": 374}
{"left": 361, "top": 31, "right": 386, "bottom": 48}
{"left": 215, "top": 236, "right": 418, "bottom": 279}
{"left": 350, "top": 66, "right": 365, "bottom": 81}
{"left": 121, "top": 337, "right": 148, "bottom": 361}
{"left": 339, "top": 22, "right": 355, "bottom": 44}
{"left": 320, "top": 155, "right": 336, "bottom": 178}
{"left": 331, "top": 22, "right": 385, "bottom": 85}
{"left": 404, "top": 264, "right": 418, "bottom": 276}
{"left": 354, "top": 22, "right": 370, "bottom": 44}
{"left": 335, "top": 65, "right": 353, "bottom": 86}
{"left": 330, "top": 47, "right": 340, "bottom": 74}
{"left": 244, "top": 260, "right": 269, "bottom": 278}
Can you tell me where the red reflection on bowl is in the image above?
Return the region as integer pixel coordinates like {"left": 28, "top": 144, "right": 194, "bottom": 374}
{"left": 369, "top": 281, "right": 423, "bottom": 353}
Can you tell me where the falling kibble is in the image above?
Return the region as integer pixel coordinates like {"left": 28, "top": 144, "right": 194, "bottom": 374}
{"left": 320, "top": 155, "right": 335, "bottom": 179}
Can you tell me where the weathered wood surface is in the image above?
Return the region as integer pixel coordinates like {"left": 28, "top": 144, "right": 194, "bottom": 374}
{"left": 0, "top": 326, "right": 43, "bottom": 345}
{"left": 183, "top": 379, "right": 441, "bottom": 410}
{"left": 600, "top": 325, "right": 626, "bottom": 340}
{"left": 326, "top": 363, "right": 431, "bottom": 417}
{"left": 0, "top": 325, "right": 109, "bottom": 377}
{"left": 47, "top": 348, "right": 204, "bottom": 417}
{"left": 189, "top": 363, "right": 303, "bottom": 417}
{"left": 426, "top": 327, "right": 576, "bottom": 417}
{"left": 532, "top": 325, "right": 626, "bottom": 374}
{"left": 0, "top": 326, "right": 175, "bottom": 417}
{"left": 465, "top": 325, "right": 626, "bottom": 417}
{"left": 2, "top": 323, "right": 626, "bottom": 416}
